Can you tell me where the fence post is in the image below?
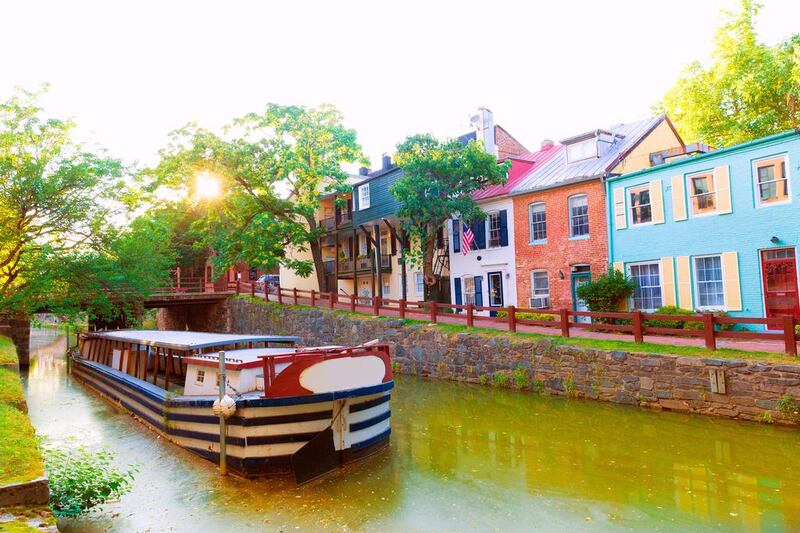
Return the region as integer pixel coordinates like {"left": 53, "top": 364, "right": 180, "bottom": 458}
{"left": 703, "top": 312, "right": 716, "bottom": 350}
{"left": 632, "top": 310, "right": 643, "bottom": 343}
{"left": 467, "top": 304, "right": 474, "bottom": 328}
{"left": 350, "top": 294, "right": 356, "bottom": 312}
{"left": 399, "top": 299, "right": 406, "bottom": 320}
{"left": 311, "top": 290, "right": 316, "bottom": 307}
{"left": 373, "top": 296, "right": 380, "bottom": 316}
{"left": 559, "top": 308, "right": 570, "bottom": 338}
{"left": 293, "top": 287, "right": 298, "bottom": 305}
{"left": 784, "top": 315, "right": 797, "bottom": 356}
{"left": 277, "top": 286, "right": 283, "bottom": 304}
{"left": 236, "top": 279, "right": 241, "bottom": 294}
{"left": 430, "top": 301, "right": 437, "bottom": 324}
{"left": 329, "top": 291, "right": 335, "bottom": 309}
{"left": 250, "top": 282, "right": 255, "bottom": 297}
{"left": 507, "top": 305, "right": 516, "bottom": 333}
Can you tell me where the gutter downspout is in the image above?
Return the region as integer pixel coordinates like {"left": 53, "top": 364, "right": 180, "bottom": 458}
{"left": 603, "top": 173, "right": 616, "bottom": 271}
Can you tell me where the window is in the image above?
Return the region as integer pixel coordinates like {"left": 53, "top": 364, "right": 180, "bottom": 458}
{"left": 688, "top": 172, "right": 716, "bottom": 215}
{"left": 463, "top": 277, "right": 476, "bottom": 305}
{"left": 566, "top": 138, "right": 597, "bottom": 163}
{"left": 568, "top": 195, "right": 589, "bottom": 238}
{"left": 382, "top": 279, "right": 391, "bottom": 297}
{"left": 528, "top": 202, "right": 546, "bottom": 243}
{"left": 414, "top": 272, "right": 425, "bottom": 295}
{"left": 358, "top": 184, "right": 370, "bottom": 210}
{"left": 358, "top": 235, "right": 368, "bottom": 256}
{"left": 488, "top": 272, "right": 503, "bottom": 306}
{"left": 196, "top": 370, "right": 205, "bottom": 385}
{"left": 530, "top": 271, "right": 550, "bottom": 308}
{"left": 629, "top": 185, "right": 652, "bottom": 225}
{"left": 694, "top": 255, "right": 725, "bottom": 308}
{"left": 380, "top": 231, "right": 389, "bottom": 254}
{"left": 487, "top": 212, "right": 502, "bottom": 248}
{"left": 754, "top": 156, "right": 790, "bottom": 205}
{"left": 629, "top": 263, "right": 662, "bottom": 311}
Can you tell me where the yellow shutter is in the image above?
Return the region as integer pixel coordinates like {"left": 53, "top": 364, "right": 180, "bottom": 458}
{"left": 650, "top": 180, "right": 664, "bottom": 224}
{"left": 671, "top": 175, "right": 687, "bottom": 221}
{"left": 613, "top": 187, "right": 627, "bottom": 229}
{"left": 714, "top": 165, "right": 732, "bottom": 214}
{"left": 660, "top": 256, "right": 676, "bottom": 306}
{"left": 612, "top": 261, "right": 624, "bottom": 273}
{"left": 722, "top": 251, "right": 742, "bottom": 311}
{"left": 676, "top": 256, "right": 693, "bottom": 310}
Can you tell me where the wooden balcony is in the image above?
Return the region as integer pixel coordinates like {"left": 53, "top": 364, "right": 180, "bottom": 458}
{"left": 323, "top": 255, "right": 392, "bottom": 278}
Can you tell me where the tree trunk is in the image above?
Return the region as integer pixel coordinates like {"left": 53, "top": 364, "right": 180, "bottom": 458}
{"left": 422, "top": 234, "right": 441, "bottom": 302}
{"left": 306, "top": 216, "right": 328, "bottom": 292}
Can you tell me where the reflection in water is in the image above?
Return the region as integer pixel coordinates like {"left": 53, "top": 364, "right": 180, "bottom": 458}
{"left": 23, "top": 329, "right": 800, "bottom": 532}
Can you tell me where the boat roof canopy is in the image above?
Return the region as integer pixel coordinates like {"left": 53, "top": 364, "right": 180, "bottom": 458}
{"left": 87, "top": 330, "right": 302, "bottom": 351}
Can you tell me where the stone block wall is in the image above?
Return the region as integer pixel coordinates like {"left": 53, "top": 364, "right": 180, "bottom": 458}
{"left": 216, "top": 297, "right": 800, "bottom": 426}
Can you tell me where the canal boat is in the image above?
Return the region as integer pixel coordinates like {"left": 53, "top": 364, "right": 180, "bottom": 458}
{"left": 72, "top": 330, "right": 393, "bottom": 482}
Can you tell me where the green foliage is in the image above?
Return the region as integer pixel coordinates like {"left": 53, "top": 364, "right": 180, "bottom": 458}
{"left": 645, "top": 306, "right": 699, "bottom": 329}
{"left": 564, "top": 375, "right": 576, "bottom": 398}
{"left": 776, "top": 395, "right": 799, "bottom": 422}
{"left": 43, "top": 444, "right": 137, "bottom": 518}
{"left": 492, "top": 371, "right": 510, "bottom": 387}
{"left": 391, "top": 134, "right": 510, "bottom": 292}
{"left": 575, "top": 269, "right": 637, "bottom": 314}
{"left": 658, "top": 0, "right": 800, "bottom": 147}
{"left": 533, "top": 378, "right": 545, "bottom": 395}
{"left": 478, "top": 374, "right": 488, "bottom": 385}
{"left": 496, "top": 310, "right": 555, "bottom": 322}
{"left": 0, "top": 404, "right": 44, "bottom": 486}
{"left": 0, "top": 334, "right": 17, "bottom": 365}
{"left": 148, "top": 103, "right": 365, "bottom": 291}
{"left": 760, "top": 411, "right": 774, "bottom": 424}
{"left": 512, "top": 366, "right": 530, "bottom": 389}
{"left": 0, "top": 367, "right": 26, "bottom": 411}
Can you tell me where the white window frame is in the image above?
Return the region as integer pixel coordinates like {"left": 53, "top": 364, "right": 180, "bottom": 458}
{"left": 565, "top": 138, "right": 598, "bottom": 163}
{"left": 530, "top": 270, "right": 550, "bottom": 309}
{"left": 568, "top": 194, "right": 590, "bottom": 239}
{"left": 195, "top": 369, "right": 206, "bottom": 385}
{"left": 628, "top": 184, "right": 653, "bottom": 226}
{"left": 414, "top": 272, "right": 425, "bottom": 295}
{"left": 528, "top": 202, "right": 546, "bottom": 244}
{"left": 358, "top": 184, "right": 371, "bottom": 210}
{"left": 487, "top": 211, "right": 502, "bottom": 249}
{"left": 382, "top": 278, "right": 391, "bottom": 297}
{"left": 462, "top": 276, "right": 476, "bottom": 305}
{"left": 627, "top": 261, "right": 663, "bottom": 312}
{"left": 753, "top": 154, "right": 791, "bottom": 207}
{"left": 692, "top": 254, "right": 726, "bottom": 310}
{"left": 687, "top": 171, "right": 717, "bottom": 217}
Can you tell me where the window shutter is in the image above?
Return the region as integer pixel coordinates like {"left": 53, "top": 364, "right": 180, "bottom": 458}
{"left": 613, "top": 188, "right": 627, "bottom": 229}
{"left": 660, "top": 256, "right": 676, "bottom": 306}
{"left": 671, "top": 175, "right": 687, "bottom": 221}
{"left": 474, "top": 276, "right": 483, "bottom": 306}
{"left": 452, "top": 220, "right": 461, "bottom": 253}
{"left": 454, "top": 278, "right": 463, "bottom": 306}
{"left": 650, "top": 180, "right": 665, "bottom": 224}
{"left": 499, "top": 210, "right": 509, "bottom": 246}
{"left": 714, "top": 165, "right": 732, "bottom": 214}
{"left": 721, "top": 251, "right": 742, "bottom": 311}
{"left": 473, "top": 220, "right": 486, "bottom": 249}
{"left": 676, "top": 256, "right": 693, "bottom": 310}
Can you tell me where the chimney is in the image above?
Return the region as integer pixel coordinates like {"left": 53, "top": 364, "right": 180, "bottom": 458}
{"left": 381, "top": 153, "right": 392, "bottom": 170}
{"left": 358, "top": 166, "right": 370, "bottom": 176}
{"left": 541, "top": 139, "right": 554, "bottom": 150}
{"left": 470, "top": 107, "right": 497, "bottom": 156}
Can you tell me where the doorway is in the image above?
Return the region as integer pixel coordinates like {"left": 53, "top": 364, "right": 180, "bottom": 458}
{"left": 761, "top": 248, "right": 800, "bottom": 330}
{"left": 571, "top": 265, "right": 591, "bottom": 324}
{"left": 487, "top": 271, "right": 504, "bottom": 317}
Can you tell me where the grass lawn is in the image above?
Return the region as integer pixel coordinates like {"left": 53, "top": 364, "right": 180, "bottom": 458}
{"left": 0, "top": 404, "right": 44, "bottom": 486}
{"left": 0, "top": 368, "right": 26, "bottom": 411}
{"left": 0, "top": 334, "right": 17, "bottom": 366}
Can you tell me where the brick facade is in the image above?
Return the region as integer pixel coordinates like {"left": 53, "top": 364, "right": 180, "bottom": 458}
{"left": 495, "top": 125, "right": 528, "bottom": 160}
{"left": 512, "top": 179, "right": 609, "bottom": 309}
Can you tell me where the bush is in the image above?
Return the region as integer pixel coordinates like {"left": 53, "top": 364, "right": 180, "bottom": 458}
{"left": 492, "top": 371, "right": 510, "bottom": 387}
{"left": 575, "top": 269, "right": 636, "bottom": 314}
{"left": 496, "top": 310, "right": 555, "bottom": 322}
{"left": 645, "top": 306, "right": 698, "bottom": 329}
{"left": 43, "top": 445, "right": 138, "bottom": 518}
{"left": 512, "top": 366, "right": 530, "bottom": 388}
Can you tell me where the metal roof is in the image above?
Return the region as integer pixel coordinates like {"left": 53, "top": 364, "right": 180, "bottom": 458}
{"left": 87, "top": 330, "right": 301, "bottom": 351}
{"left": 472, "top": 145, "right": 560, "bottom": 202}
{"left": 510, "top": 115, "right": 667, "bottom": 195}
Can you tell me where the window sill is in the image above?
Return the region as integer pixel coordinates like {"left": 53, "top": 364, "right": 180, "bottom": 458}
{"left": 568, "top": 235, "right": 590, "bottom": 241}
{"left": 529, "top": 240, "right": 547, "bottom": 246}
{"left": 756, "top": 199, "right": 792, "bottom": 208}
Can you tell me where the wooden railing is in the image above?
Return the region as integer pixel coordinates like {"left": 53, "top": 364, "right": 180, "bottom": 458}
{"left": 239, "top": 285, "right": 799, "bottom": 356}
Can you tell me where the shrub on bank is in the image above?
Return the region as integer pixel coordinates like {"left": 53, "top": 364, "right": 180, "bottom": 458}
{"left": 496, "top": 310, "right": 555, "bottom": 322}
{"left": 645, "top": 306, "right": 736, "bottom": 331}
{"left": 0, "top": 404, "right": 45, "bottom": 486}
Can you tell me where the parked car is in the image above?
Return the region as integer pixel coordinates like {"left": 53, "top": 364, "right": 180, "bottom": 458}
{"left": 257, "top": 274, "right": 280, "bottom": 294}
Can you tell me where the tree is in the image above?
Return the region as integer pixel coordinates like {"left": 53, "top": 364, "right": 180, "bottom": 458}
{"left": 575, "top": 269, "right": 637, "bottom": 315}
{"left": 658, "top": 0, "right": 800, "bottom": 147}
{"left": 391, "top": 134, "right": 510, "bottom": 300}
{"left": 149, "top": 104, "right": 365, "bottom": 291}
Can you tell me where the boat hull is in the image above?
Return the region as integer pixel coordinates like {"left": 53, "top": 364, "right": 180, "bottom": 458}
{"left": 72, "top": 358, "right": 392, "bottom": 478}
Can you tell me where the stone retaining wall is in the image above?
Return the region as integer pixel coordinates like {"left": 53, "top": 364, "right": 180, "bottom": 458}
{"left": 217, "top": 297, "right": 800, "bottom": 426}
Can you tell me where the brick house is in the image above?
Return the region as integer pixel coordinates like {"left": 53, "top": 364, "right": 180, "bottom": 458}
{"left": 509, "top": 115, "right": 683, "bottom": 312}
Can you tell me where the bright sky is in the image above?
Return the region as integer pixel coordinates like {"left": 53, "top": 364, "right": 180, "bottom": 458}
{"left": 2, "top": 0, "right": 799, "bottom": 170}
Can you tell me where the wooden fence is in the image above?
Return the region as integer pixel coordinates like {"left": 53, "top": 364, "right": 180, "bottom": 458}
{"left": 226, "top": 282, "right": 799, "bottom": 356}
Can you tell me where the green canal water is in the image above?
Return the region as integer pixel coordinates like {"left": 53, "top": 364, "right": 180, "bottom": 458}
{"left": 23, "top": 329, "right": 800, "bottom": 532}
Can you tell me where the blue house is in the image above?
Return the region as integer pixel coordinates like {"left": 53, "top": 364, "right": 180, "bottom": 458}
{"left": 607, "top": 130, "right": 800, "bottom": 327}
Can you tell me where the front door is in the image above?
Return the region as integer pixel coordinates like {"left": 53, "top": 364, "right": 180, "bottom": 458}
{"left": 761, "top": 248, "right": 800, "bottom": 330}
{"left": 571, "top": 266, "right": 591, "bottom": 324}
{"left": 487, "top": 271, "right": 504, "bottom": 316}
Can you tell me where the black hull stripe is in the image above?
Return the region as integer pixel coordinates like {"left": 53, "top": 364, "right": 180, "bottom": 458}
{"left": 350, "top": 410, "right": 391, "bottom": 432}
{"left": 167, "top": 410, "right": 334, "bottom": 427}
{"left": 75, "top": 363, "right": 165, "bottom": 414}
{"left": 349, "top": 394, "right": 390, "bottom": 413}
{"left": 352, "top": 427, "right": 391, "bottom": 450}
{"left": 168, "top": 428, "right": 245, "bottom": 447}
{"left": 74, "top": 369, "right": 166, "bottom": 432}
{"left": 246, "top": 431, "right": 320, "bottom": 446}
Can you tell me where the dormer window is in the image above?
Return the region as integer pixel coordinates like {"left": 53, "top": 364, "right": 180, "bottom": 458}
{"left": 565, "top": 138, "right": 598, "bottom": 163}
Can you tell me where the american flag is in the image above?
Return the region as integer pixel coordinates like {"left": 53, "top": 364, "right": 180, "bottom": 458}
{"left": 461, "top": 222, "right": 475, "bottom": 255}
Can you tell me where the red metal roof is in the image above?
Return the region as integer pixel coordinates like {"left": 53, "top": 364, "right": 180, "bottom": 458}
{"left": 472, "top": 143, "right": 561, "bottom": 201}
